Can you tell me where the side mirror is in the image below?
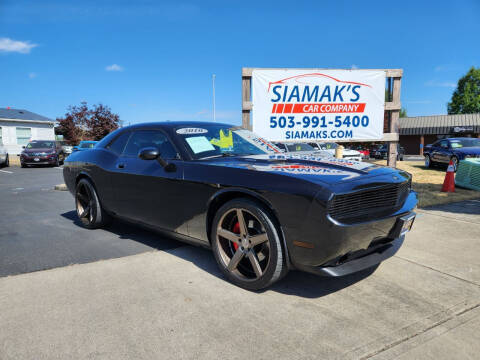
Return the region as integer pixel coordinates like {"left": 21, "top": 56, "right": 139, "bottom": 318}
{"left": 138, "top": 147, "right": 159, "bottom": 160}
{"left": 138, "top": 146, "right": 176, "bottom": 171}
{"left": 22, "top": 146, "right": 26, "bottom": 149}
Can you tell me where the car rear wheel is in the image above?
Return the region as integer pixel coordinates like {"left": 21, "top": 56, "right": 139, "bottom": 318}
{"left": 451, "top": 156, "right": 459, "bottom": 172}
{"left": 211, "top": 199, "right": 287, "bottom": 290}
{"left": 425, "top": 155, "right": 432, "bottom": 168}
{"left": 75, "top": 178, "right": 111, "bottom": 229}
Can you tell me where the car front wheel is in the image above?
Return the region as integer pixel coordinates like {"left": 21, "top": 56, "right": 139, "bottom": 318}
{"left": 425, "top": 155, "right": 432, "bottom": 168}
{"left": 211, "top": 198, "right": 287, "bottom": 290}
{"left": 451, "top": 156, "right": 459, "bottom": 172}
{"left": 75, "top": 178, "right": 111, "bottom": 229}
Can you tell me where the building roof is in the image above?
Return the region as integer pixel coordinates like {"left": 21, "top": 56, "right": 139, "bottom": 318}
{"left": 0, "top": 108, "right": 54, "bottom": 123}
{"left": 399, "top": 113, "right": 480, "bottom": 135}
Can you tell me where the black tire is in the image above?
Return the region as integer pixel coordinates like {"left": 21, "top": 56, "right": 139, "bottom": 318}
{"left": 211, "top": 198, "right": 287, "bottom": 290}
{"left": 75, "top": 178, "right": 111, "bottom": 229}
{"left": 21, "top": 162, "right": 27, "bottom": 168}
{"left": 54, "top": 156, "right": 60, "bottom": 167}
{"left": 5, "top": 154, "right": 8, "bottom": 167}
{"left": 60, "top": 153, "right": 65, "bottom": 165}
{"left": 451, "top": 156, "right": 459, "bottom": 172}
{"left": 425, "top": 155, "right": 432, "bottom": 168}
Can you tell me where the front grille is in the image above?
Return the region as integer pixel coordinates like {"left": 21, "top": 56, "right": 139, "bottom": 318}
{"left": 328, "top": 181, "right": 410, "bottom": 222}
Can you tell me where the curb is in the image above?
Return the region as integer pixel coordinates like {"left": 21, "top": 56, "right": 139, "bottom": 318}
{"left": 54, "top": 184, "right": 68, "bottom": 191}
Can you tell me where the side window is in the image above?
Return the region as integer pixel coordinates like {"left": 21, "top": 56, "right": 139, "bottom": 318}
{"left": 106, "top": 131, "right": 131, "bottom": 155}
{"left": 123, "top": 130, "right": 178, "bottom": 159}
{"left": 440, "top": 140, "right": 449, "bottom": 149}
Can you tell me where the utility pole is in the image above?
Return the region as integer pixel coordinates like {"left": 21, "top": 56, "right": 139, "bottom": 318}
{"left": 212, "top": 74, "right": 216, "bottom": 122}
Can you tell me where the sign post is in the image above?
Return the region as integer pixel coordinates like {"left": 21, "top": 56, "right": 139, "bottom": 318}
{"left": 242, "top": 68, "right": 402, "bottom": 167}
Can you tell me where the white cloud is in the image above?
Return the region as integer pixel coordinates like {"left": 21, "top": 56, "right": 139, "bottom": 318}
{"left": 0, "top": 37, "right": 38, "bottom": 54}
{"left": 351, "top": 64, "right": 359, "bottom": 70}
{"left": 28, "top": 72, "right": 37, "bottom": 79}
{"left": 425, "top": 80, "right": 456, "bottom": 88}
{"left": 105, "top": 64, "right": 124, "bottom": 72}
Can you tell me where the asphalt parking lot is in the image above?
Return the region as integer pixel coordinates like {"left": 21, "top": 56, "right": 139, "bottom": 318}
{"left": 1, "top": 165, "right": 479, "bottom": 359}
{"left": 0, "top": 166, "right": 182, "bottom": 277}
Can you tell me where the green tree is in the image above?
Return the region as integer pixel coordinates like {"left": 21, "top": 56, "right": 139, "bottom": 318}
{"left": 399, "top": 108, "right": 407, "bottom": 118}
{"left": 448, "top": 67, "right": 480, "bottom": 114}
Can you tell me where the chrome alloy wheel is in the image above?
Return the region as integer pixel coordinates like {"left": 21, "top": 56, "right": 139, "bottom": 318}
{"left": 76, "top": 182, "right": 95, "bottom": 226}
{"left": 215, "top": 208, "right": 270, "bottom": 281}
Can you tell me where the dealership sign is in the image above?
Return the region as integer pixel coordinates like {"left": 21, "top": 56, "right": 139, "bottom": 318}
{"left": 251, "top": 69, "right": 386, "bottom": 142}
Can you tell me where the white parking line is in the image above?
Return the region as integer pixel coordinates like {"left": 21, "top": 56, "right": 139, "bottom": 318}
{"left": 0, "top": 169, "right": 13, "bottom": 174}
{"left": 54, "top": 167, "right": 63, "bottom": 170}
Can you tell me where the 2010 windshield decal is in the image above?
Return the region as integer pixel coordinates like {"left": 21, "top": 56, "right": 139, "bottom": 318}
{"left": 176, "top": 128, "right": 208, "bottom": 135}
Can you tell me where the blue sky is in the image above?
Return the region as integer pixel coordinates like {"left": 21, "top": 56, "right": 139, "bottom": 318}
{"left": 1, "top": 0, "right": 479, "bottom": 125}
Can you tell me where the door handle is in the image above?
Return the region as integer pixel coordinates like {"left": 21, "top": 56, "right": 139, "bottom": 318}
{"left": 116, "top": 163, "right": 125, "bottom": 169}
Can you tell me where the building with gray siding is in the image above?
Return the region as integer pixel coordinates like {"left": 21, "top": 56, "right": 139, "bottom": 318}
{"left": 399, "top": 114, "right": 480, "bottom": 155}
{"left": 0, "top": 108, "right": 56, "bottom": 155}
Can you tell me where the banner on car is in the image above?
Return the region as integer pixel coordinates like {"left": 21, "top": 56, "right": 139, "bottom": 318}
{"left": 251, "top": 69, "right": 386, "bottom": 142}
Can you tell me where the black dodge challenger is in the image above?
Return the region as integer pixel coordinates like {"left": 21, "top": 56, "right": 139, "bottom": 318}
{"left": 63, "top": 122, "right": 417, "bottom": 290}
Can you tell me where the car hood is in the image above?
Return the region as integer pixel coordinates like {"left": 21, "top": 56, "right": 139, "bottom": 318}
{"left": 322, "top": 149, "right": 361, "bottom": 156}
{"left": 453, "top": 147, "right": 480, "bottom": 155}
{"left": 202, "top": 154, "right": 405, "bottom": 185}
{"left": 342, "top": 149, "right": 361, "bottom": 156}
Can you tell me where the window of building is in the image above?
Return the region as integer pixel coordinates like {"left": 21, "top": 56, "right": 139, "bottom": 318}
{"left": 16, "top": 127, "right": 31, "bottom": 145}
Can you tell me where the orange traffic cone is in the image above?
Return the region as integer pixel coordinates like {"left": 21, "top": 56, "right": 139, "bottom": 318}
{"left": 441, "top": 160, "right": 455, "bottom": 192}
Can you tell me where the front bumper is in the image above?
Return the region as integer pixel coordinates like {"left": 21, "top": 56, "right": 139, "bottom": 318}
{"left": 287, "top": 191, "right": 417, "bottom": 276}
{"left": 21, "top": 156, "right": 57, "bottom": 165}
{"left": 296, "top": 234, "right": 405, "bottom": 276}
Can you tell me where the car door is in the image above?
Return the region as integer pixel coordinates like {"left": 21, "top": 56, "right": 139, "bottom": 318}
{"left": 111, "top": 129, "right": 188, "bottom": 235}
{"left": 436, "top": 140, "right": 451, "bottom": 163}
{"left": 430, "top": 141, "right": 442, "bottom": 162}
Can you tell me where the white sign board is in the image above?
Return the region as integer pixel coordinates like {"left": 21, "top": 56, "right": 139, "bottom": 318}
{"left": 252, "top": 69, "right": 386, "bottom": 142}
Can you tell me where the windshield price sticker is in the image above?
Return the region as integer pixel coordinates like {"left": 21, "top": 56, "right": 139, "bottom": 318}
{"left": 252, "top": 69, "right": 385, "bottom": 142}
{"left": 185, "top": 136, "right": 215, "bottom": 154}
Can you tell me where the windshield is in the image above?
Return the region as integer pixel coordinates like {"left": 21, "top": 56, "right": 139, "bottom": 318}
{"left": 26, "top": 141, "right": 55, "bottom": 149}
{"left": 450, "top": 139, "right": 480, "bottom": 148}
{"left": 317, "top": 142, "right": 338, "bottom": 150}
{"left": 176, "top": 125, "right": 281, "bottom": 159}
{"left": 286, "top": 143, "right": 315, "bottom": 152}
{"left": 80, "top": 142, "right": 96, "bottom": 149}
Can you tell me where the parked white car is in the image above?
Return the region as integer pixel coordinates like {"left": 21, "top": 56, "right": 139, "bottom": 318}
{"left": 0, "top": 143, "right": 9, "bottom": 167}
{"left": 309, "top": 142, "right": 362, "bottom": 162}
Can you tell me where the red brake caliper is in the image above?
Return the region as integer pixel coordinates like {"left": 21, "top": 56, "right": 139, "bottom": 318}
{"left": 232, "top": 222, "right": 240, "bottom": 250}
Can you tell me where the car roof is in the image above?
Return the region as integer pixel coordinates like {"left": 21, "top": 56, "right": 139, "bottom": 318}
{"left": 122, "top": 121, "right": 234, "bottom": 130}
{"left": 446, "top": 137, "right": 477, "bottom": 141}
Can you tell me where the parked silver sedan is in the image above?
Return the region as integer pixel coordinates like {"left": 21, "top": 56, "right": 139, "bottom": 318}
{"left": 0, "top": 143, "right": 9, "bottom": 167}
